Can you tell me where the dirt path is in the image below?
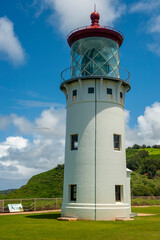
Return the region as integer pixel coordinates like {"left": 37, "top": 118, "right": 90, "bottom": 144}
{"left": 133, "top": 205, "right": 160, "bottom": 207}
{"left": 137, "top": 213, "right": 156, "bottom": 216}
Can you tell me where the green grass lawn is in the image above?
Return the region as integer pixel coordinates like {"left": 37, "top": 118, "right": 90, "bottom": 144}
{"left": 0, "top": 207, "right": 160, "bottom": 240}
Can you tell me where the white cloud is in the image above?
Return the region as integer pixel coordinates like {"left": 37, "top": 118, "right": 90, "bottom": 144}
{"left": 4, "top": 136, "right": 28, "bottom": 150}
{"left": 0, "top": 145, "right": 10, "bottom": 158}
{"left": 0, "top": 107, "right": 66, "bottom": 185}
{"left": 124, "top": 109, "right": 130, "bottom": 125}
{"left": 11, "top": 114, "right": 34, "bottom": 134}
{"left": 0, "top": 17, "right": 25, "bottom": 65}
{"left": 35, "top": 107, "right": 66, "bottom": 136}
{"left": 0, "top": 136, "right": 28, "bottom": 158}
{"left": 0, "top": 136, "right": 30, "bottom": 180}
{"left": 149, "top": 15, "right": 160, "bottom": 33}
{"left": 129, "top": 1, "right": 160, "bottom": 56}
{"left": 0, "top": 105, "right": 66, "bottom": 135}
{"left": 0, "top": 115, "right": 11, "bottom": 130}
{"left": 34, "top": 0, "right": 126, "bottom": 34}
{"left": 147, "top": 42, "right": 160, "bottom": 56}
{"left": 0, "top": 135, "right": 65, "bottom": 181}
{"left": 125, "top": 102, "right": 160, "bottom": 147}
{"left": 129, "top": 0, "right": 160, "bottom": 13}
{"left": 146, "top": 15, "right": 160, "bottom": 55}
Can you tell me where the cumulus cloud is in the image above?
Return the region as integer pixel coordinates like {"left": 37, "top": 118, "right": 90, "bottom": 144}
{"left": 35, "top": 107, "right": 66, "bottom": 136}
{"left": 0, "top": 136, "right": 30, "bottom": 179}
{"left": 11, "top": 114, "right": 34, "bottom": 134}
{"left": 129, "top": 0, "right": 160, "bottom": 56}
{"left": 33, "top": 0, "right": 126, "bottom": 34}
{"left": 0, "top": 136, "right": 64, "bottom": 180}
{"left": 125, "top": 102, "right": 160, "bottom": 147}
{"left": 0, "top": 136, "right": 28, "bottom": 159}
{"left": 0, "top": 107, "right": 66, "bottom": 188}
{"left": 0, "top": 105, "right": 66, "bottom": 135}
{"left": 4, "top": 136, "right": 28, "bottom": 150}
{"left": 0, "top": 17, "right": 25, "bottom": 65}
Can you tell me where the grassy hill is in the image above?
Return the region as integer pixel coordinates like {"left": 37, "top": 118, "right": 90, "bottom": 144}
{"left": 4, "top": 164, "right": 64, "bottom": 199}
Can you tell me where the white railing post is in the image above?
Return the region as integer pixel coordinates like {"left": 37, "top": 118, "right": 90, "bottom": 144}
{"left": 34, "top": 198, "right": 36, "bottom": 211}
{"left": 56, "top": 198, "right": 58, "bottom": 209}
{"left": 2, "top": 200, "right": 4, "bottom": 213}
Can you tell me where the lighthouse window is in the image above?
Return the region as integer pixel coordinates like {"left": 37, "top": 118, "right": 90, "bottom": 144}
{"left": 72, "top": 90, "right": 77, "bottom": 101}
{"left": 120, "top": 92, "right": 123, "bottom": 98}
{"left": 71, "top": 134, "right": 78, "bottom": 150}
{"left": 114, "top": 134, "right": 121, "bottom": 151}
{"left": 73, "top": 90, "right": 77, "bottom": 96}
{"left": 70, "top": 185, "right": 77, "bottom": 201}
{"left": 115, "top": 185, "right": 122, "bottom": 202}
{"left": 88, "top": 87, "right": 94, "bottom": 93}
{"left": 107, "top": 88, "right": 112, "bottom": 95}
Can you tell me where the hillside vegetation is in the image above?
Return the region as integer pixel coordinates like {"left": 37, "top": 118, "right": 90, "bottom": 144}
{"left": 1, "top": 145, "right": 160, "bottom": 199}
{"left": 0, "top": 189, "right": 16, "bottom": 195}
{"left": 0, "top": 189, "right": 16, "bottom": 199}
{"left": 3, "top": 164, "right": 64, "bottom": 199}
{"left": 127, "top": 145, "right": 160, "bottom": 196}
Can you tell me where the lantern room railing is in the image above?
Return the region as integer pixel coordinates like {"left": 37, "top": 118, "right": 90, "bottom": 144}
{"left": 61, "top": 65, "right": 130, "bottom": 84}
{"left": 67, "top": 25, "right": 124, "bottom": 39}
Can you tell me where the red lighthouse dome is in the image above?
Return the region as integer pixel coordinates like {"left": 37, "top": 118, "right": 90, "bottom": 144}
{"left": 67, "top": 11, "right": 124, "bottom": 47}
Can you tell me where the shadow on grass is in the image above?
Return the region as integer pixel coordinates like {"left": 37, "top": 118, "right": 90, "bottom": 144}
{"left": 26, "top": 213, "right": 61, "bottom": 220}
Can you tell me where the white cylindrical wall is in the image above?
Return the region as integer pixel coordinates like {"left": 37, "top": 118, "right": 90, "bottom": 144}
{"left": 61, "top": 78, "right": 131, "bottom": 220}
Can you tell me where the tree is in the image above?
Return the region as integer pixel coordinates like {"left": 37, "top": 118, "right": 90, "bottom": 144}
{"left": 141, "top": 144, "right": 146, "bottom": 149}
{"left": 137, "top": 150, "right": 149, "bottom": 158}
{"left": 138, "top": 158, "right": 157, "bottom": 179}
{"left": 132, "top": 144, "right": 140, "bottom": 149}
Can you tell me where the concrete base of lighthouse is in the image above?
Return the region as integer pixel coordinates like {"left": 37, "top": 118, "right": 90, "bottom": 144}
{"left": 61, "top": 203, "right": 131, "bottom": 221}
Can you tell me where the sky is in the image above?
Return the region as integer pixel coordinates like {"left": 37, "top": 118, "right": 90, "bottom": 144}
{"left": 0, "top": 0, "right": 160, "bottom": 190}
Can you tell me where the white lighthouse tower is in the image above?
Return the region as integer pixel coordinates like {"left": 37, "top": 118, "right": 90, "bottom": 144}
{"left": 60, "top": 11, "right": 131, "bottom": 220}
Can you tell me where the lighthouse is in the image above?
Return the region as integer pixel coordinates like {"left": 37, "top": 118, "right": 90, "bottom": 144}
{"left": 60, "top": 10, "right": 131, "bottom": 220}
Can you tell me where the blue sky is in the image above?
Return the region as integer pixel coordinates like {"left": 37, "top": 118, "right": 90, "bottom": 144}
{"left": 0, "top": 0, "right": 160, "bottom": 190}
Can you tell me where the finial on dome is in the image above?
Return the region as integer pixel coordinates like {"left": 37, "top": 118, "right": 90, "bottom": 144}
{"left": 90, "top": 6, "right": 100, "bottom": 26}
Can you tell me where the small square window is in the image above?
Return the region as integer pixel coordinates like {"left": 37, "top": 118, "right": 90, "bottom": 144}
{"left": 88, "top": 87, "right": 94, "bottom": 94}
{"left": 73, "top": 90, "right": 77, "bottom": 96}
{"left": 71, "top": 134, "right": 78, "bottom": 150}
{"left": 120, "top": 92, "right": 123, "bottom": 99}
{"left": 114, "top": 134, "right": 121, "bottom": 151}
{"left": 115, "top": 185, "right": 122, "bottom": 202}
{"left": 107, "top": 88, "right": 112, "bottom": 95}
{"left": 70, "top": 185, "right": 77, "bottom": 201}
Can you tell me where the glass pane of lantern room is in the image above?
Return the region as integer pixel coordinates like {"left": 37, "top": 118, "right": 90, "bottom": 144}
{"left": 71, "top": 37, "right": 120, "bottom": 78}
